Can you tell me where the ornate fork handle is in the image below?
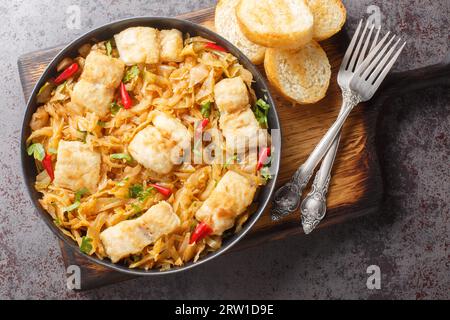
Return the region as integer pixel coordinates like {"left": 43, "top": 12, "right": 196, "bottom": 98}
{"left": 271, "top": 89, "right": 362, "bottom": 221}
{"left": 300, "top": 170, "right": 331, "bottom": 233}
{"left": 300, "top": 90, "right": 349, "bottom": 233}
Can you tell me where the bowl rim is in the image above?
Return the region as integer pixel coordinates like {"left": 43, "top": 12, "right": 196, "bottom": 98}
{"left": 20, "top": 16, "right": 281, "bottom": 276}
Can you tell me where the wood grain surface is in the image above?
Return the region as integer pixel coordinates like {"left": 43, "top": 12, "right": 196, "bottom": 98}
{"left": 18, "top": 7, "right": 384, "bottom": 290}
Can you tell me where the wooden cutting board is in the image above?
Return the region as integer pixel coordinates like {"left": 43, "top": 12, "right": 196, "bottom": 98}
{"left": 17, "top": 6, "right": 449, "bottom": 290}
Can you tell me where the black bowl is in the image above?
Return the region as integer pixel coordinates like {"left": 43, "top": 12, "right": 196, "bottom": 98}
{"left": 21, "top": 17, "right": 281, "bottom": 275}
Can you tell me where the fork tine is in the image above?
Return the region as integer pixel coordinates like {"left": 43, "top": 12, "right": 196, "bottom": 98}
{"left": 348, "top": 21, "right": 370, "bottom": 71}
{"left": 367, "top": 38, "right": 402, "bottom": 84}
{"left": 340, "top": 20, "right": 362, "bottom": 71}
{"left": 360, "top": 34, "right": 396, "bottom": 80}
{"left": 372, "top": 41, "right": 406, "bottom": 90}
{"left": 356, "top": 23, "right": 376, "bottom": 68}
{"left": 354, "top": 31, "right": 391, "bottom": 76}
{"left": 369, "top": 26, "right": 381, "bottom": 52}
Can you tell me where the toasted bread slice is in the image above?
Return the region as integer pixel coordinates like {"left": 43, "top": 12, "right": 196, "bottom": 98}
{"left": 236, "top": 0, "right": 314, "bottom": 50}
{"left": 264, "top": 42, "right": 331, "bottom": 104}
{"left": 306, "top": 0, "right": 346, "bottom": 41}
{"left": 215, "top": 0, "right": 266, "bottom": 64}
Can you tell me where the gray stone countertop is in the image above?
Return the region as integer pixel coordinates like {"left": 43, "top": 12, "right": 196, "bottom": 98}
{"left": 0, "top": 0, "right": 448, "bottom": 299}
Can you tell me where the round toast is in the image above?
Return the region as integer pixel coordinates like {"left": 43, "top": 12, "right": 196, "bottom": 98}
{"left": 306, "top": 0, "right": 347, "bottom": 41}
{"left": 236, "top": 0, "right": 314, "bottom": 50}
{"left": 215, "top": 0, "right": 266, "bottom": 64}
{"left": 264, "top": 41, "right": 331, "bottom": 104}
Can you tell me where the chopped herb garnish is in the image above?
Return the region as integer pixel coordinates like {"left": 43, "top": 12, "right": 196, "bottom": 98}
{"left": 224, "top": 155, "right": 238, "bottom": 168}
{"left": 131, "top": 203, "right": 142, "bottom": 214}
{"left": 27, "top": 143, "right": 45, "bottom": 161}
{"left": 80, "top": 236, "right": 93, "bottom": 254}
{"left": 200, "top": 101, "right": 211, "bottom": 118}
{"left": 253, "top": 98, "right": 271, "bottom": 128}
{"left": 110, "top": 153, "right": 132, "bottom": 163}
{"left": 64, "top": 188, "right": 89, "bottom": 212}
{"left": 75, "top": 187, "right": 89, "bottom": 201}
{"left": 54, "top": 217, "right": 61, "bottom": 226}
{"left": 110, "top": 101, "right": 123, "bottom": 115}
{"left": 97, "top": 121, "right": 107, "bottom": 127}
{"left": 128, "top": 184, "right": 154, "bottom": 201}
{"left": 261, "top": 167, "right": 272, "bottom": 182}
{"left": 138, "top": 187, "right": 155, "bottom": 202}
{"left": 106, "top": 41, "right": 113, "bottom": 57}
{"left": 38, "top": 82, "right": 50, "bottom": 95}
{"left": 123, "top": 65, "right": 140, "bottom": 83}
{"left": 129, "top": 184, "right": 143, "bottom": 199}
{"left": 131, "top": 254, "right": 141, "bottom": 262}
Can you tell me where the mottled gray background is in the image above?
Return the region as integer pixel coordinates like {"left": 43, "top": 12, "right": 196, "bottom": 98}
{"left": 0, "top": 0, "right": 448, "bottom": 299}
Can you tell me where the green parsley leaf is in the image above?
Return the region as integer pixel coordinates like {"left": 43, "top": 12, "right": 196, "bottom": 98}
{"left": 106, "top": 41, "right": 113, "bottom": 57}
{"left": 131, "top": 203, "right": 142, "bottom": 214}
{"left": 38, "top": 82, "right": 50, "bottom": 95}
{"left": 261, "top": 167, "right": 272, "bottom": 182}
{"left": 64, "top": 188, "right": 89, "bottom": 212}
{"left": 200, "top": 101, "right": 211, "bottom": 118}
{"left": 53, "top": 217, "right": 61, "bottom": 226}
{"left": 138, "top": 187, "right": 155, "bottom": 202}
{"left": 80, "top": 236, "right": 93, "bottom": 254}
{"left": 128, "top": 184, "right": 154, "bottom": 201}
{"left": 110, "top": 153, "right": 132, "bottom": 163}
{"left": 27, "top": 143, "right": 45, "bottom": 161}
{"left": 129, "top": 184, "right": 143, "bottom": 199}
{"left": 75, "top": 187, "right": 89, "bottom": 202}
{"left": 123, "top": 65, "right": 140, "bottom": 83}
{"left": 256, "top": 98, "right": 270, "bottom": 110}
{"left": 110, "top": 101, "right": 123, "bottom": 115}
{"left": 252, "top": 98, "right": 271, "bottom": 128}
{"left": 97, "top": 121, "right": 107, "bottom": 127}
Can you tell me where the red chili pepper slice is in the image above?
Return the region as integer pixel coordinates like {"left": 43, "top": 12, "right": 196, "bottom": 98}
{"left": 42, "top": 153, "right": 54, "bottom": 181}
{"left": 54, "top": 63, "right": 79, "bottom": 84}
{"left": 256, "top": 147, "right": 271, "bottom": 170}
{"left": 119, "top": 82, "right": 133, "bottom": 109}
{"left": 149, "top": 183, "right": 172, "bottom": 197}
{"left": 200, "top": 118, "right": 209, "bottom": 130}
{"left": 204, "top": 42, "right": 227, "bottom": 52}
{"left": 195, "top": 118, "right": 209, "bottom": 139}
{"left": 190, "top": 221, "right": 213, "bottom": 244}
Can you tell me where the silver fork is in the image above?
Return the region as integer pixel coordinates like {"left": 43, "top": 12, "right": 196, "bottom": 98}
{"left": 300, "top": 21, "right": 381, "bottom": 234}
{"left": 271, "top": 22, "right": 406, "bottom": 222}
